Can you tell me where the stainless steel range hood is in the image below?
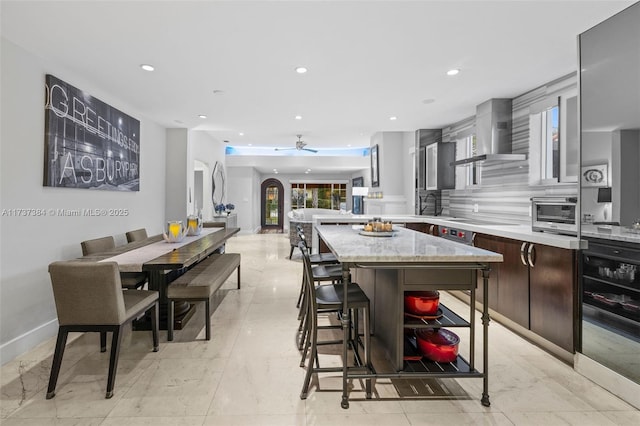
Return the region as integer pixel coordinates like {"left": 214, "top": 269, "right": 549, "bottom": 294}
{"left": 451, "top": 98, "right": 526, "bottom": 166}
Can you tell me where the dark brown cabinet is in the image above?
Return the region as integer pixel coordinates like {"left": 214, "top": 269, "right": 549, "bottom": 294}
{"left": 474, "top": 233, "right": 577, "bottom": 353}
{"left": 528, "top": 243, "right": 577, "bottom": 352}
{"left": 406, "top": 222, "right": 438, "bottom": 236}
{"left": 474, "top": 234, "right": 528, "bottom": 327}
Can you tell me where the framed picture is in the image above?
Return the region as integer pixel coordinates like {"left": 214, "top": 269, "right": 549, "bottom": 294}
{"left": 581, "top": 164, "right": 608, "bottom": 187}
{"left": 371, "top": 144, "right": 379, "bottom": 187}
{"left": 43, "top": 74, "right": 140, "bottom": 191}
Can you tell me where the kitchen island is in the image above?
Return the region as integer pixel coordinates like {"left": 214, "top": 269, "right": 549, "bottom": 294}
{"left": 315, "top": 224, "right": 503, "bottom": 409}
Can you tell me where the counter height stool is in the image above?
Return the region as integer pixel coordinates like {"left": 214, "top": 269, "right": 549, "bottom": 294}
{"left": 125, "top": 228, "right": 148, "bottom": 243}
{"left": 81, "top": 236, "right": 147, "bottom": 290}
{"left": 298, "top": 243, "right": 371, "bottom": 400}
{"left": 46, "top": 261, "right": 159, "bottom": 399}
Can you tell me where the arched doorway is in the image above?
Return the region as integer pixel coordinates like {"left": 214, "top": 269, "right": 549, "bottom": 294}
{"left": 261, "top": 178, "right": 284, "bottom": 232}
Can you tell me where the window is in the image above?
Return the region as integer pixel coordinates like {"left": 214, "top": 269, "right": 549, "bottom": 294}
{"left": 457, "top": 134, "right": 480, "bottom": 187}
{"left": 291, "top": 182, "right": 346, "bottom": 210}
{"left": 529, "top": 87, "right": 578, "bottom": 185}
{"left": 540, "top": 105, "right": 559, "bottom": 180}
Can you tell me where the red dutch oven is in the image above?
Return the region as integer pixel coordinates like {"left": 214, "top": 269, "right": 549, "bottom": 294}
{"left": 404, "top": 291, "right": 440, "bottom": 316}
{"left": 415, "top": 328, "right": 459, "bottom": 363}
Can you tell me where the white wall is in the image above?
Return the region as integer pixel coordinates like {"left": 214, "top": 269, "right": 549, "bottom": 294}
{"left": 0, "top": 38, "right": 167, "bottom": 364}
{"left": 189, "top": 131, "right": 226, "bottom": 220}
{"left": 165, "top": 128, "right": 189, "bottom": 222}
{"left": 227, "top": 166, "right": 259, "bottom": 234}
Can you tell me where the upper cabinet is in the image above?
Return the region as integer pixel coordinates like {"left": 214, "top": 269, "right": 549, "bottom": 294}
{"left": 579, "top": 2, "right": 640, "bottom": 228}
{"left": 416, "top": 129, "right": 455, "bottom": 191}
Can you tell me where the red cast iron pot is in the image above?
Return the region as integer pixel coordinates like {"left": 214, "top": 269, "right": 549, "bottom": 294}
{"left": 415, "top": 328, "right": 459, "bottom": 363}
{"left": 404, "top": 291, "right": 440, "bottom": 316}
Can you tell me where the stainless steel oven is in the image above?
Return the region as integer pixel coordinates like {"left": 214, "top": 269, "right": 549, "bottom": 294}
{"left": 531, "top": 196, "right": 578, "bottom": 236}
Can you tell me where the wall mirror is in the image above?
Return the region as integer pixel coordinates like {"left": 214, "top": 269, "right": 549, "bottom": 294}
{"left": 211, "top": 161, "right": 226, "bottom": 209}
{"left": 580, "top": 2, "right": 640, "bottom": 231}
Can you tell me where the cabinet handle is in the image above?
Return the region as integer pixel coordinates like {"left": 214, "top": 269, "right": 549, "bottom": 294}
{"left": 429, "top": 224, "right": 434, "bottom": 235}
{"left": 612, "top": 250, "right": 621, "bottom": 255}
{"left": 527, "top": 243, "right": 536, "bottom": 268}
{"left": 471, "top": 233, "right": 476, "bottom": 247}
{"left": 520, "top": 242, "right": 528, "bottom": 266}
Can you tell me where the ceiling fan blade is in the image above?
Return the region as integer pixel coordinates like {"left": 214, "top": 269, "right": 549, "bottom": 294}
{"left": 274, "top": 147, "right": 297, "bottom": 151}
{"left": 302, "top": 148, "right": 318, "bottom": 153}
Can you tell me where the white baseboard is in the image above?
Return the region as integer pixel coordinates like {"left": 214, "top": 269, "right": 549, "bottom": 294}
{"left": 0, "top": 319, "right": 58, "bottom": 366}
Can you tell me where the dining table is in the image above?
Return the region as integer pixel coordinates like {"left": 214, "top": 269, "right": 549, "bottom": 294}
{"left": 83, "top": 226, "right": 240, "bottom": 329}
{"left": 315, "top": 224, "right": 503, "bottom": 409}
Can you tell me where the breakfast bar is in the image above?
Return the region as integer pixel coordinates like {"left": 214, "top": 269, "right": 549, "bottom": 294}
{"left": 315, "top": 224, "right": 503, "bottom": 409}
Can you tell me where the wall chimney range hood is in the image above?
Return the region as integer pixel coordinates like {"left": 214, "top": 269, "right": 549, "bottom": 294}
{"left": 451, "top": 98, "right": 526, "bottom": 166}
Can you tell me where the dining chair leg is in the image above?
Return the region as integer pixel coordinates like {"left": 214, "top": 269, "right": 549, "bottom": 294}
{"left": 150, "top": 302, "right": 159, "bottom": 352}
{"left": 205, "top": 299, "right": 211, "bottom": 341}
{"left": 100, "top": 331, "right": 107, "bottom": 352}
{"left": 105, "top": 325, "right": 123, "bottom": 399}
{"left": 168, "top": 300, "right": 175, "bottom": 341}
{"left": 46, "top": 328, "right": 69, "bottom": 399}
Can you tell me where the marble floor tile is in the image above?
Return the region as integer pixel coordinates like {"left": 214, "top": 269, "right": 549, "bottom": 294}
{"left": 2, "top": 233, "right": 638, "bottom": 425}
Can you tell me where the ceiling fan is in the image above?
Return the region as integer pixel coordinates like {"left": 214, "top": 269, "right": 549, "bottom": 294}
{"left": 275, "top": 135, "right": 318, "bottom": 153}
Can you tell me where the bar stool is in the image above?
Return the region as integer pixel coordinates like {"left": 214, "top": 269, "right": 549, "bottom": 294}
{"left": 298, "top": 242, "right": 371, "bottom": 399}
{"left": 296, "top": 238, "right": 345, "bottom": 350}
{"left": 295, "top": 226, "right": 340, "bottom": 310}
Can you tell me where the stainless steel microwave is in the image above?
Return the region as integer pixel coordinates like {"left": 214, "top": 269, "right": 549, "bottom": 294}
{"left": 531, "top": 197, "right": 578, "bottom": 236}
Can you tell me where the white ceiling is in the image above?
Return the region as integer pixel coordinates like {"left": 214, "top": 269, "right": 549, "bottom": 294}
{"left": 1, "top": 0, "right": 635, "bottom": 155}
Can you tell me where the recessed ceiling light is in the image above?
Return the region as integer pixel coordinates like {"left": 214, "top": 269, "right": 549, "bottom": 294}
{"left": 239, "top": 132, "right": 244, "bottom": 136}
{"left": 295, "top": 66, "right": 308, "bottom": 74}
{"left": 389, "top": 116, "right": 397, "bottom": 121}
{"left": 305, "top": 170, "right": 309, "bottom": 174}
{"left": 446, "top": 69, "right": 460, "bottom": 76}
{"left": 295, "top": 115, "right": 302, "bottom": 120}
{"left": 140, "top": 64, "right": 154, "bottom": 72}
{"left": 198, "top": 114, "right": 207, "bottom": 119}
{"left": 422, "top": 98, "right": 436, "bottom": 104}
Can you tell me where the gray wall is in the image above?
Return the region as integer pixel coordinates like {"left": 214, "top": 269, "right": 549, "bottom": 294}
{"left": 442, "top": 73, "right": 578, "bottom": 224}
{"left": 0, "top": 38, "right": 168, "bottom": 364}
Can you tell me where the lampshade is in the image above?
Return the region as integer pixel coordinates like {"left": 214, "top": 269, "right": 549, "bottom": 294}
{"left": 352, "top": 187, "right": 369, "bottom": 196}
{"left": 597, "top": 187, "right": 612, "bottom": 203}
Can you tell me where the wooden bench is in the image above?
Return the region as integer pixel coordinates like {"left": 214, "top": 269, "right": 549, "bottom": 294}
{"left": 167, "top": 253, "right": 241, "bottom": 341}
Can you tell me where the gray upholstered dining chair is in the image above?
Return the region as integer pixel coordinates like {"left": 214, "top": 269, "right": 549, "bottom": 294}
{"left": 81, "top": 236, "right": 147, "bottom": 290}
{"left": 125, "top": 228, "right": 148, "bottom": 243}
{"left": 46, "top": 261, "right": 159, "bottom": 399}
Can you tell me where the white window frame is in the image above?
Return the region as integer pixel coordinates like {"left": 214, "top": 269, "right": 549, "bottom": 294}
{"left": 529, "top": 88, "right": 578, "bottom": 185}
{"left": 455, "top": 134, "right": 480, "bottom": 188}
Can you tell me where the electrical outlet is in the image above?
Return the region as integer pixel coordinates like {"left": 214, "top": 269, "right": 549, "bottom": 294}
{"left": 473, "top": 204, "right": 479, "bottom": 213}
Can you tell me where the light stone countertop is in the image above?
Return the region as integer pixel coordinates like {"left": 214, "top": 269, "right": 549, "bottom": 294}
{"left": 311, "top": 214, "right": 585, "bottom": 250}
{"left": 316, "top": 225, "right": 503, "bottom": 264}
{"left": 581, "top": 224, "right": 640, "bottom": 244}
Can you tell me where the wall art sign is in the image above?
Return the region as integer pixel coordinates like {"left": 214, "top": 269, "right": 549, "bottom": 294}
{"left": 581, "top": 164, "right": 608, "bottom": 187}
{"left": 43, "top": 74, "right": 140, "bottom": 191}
